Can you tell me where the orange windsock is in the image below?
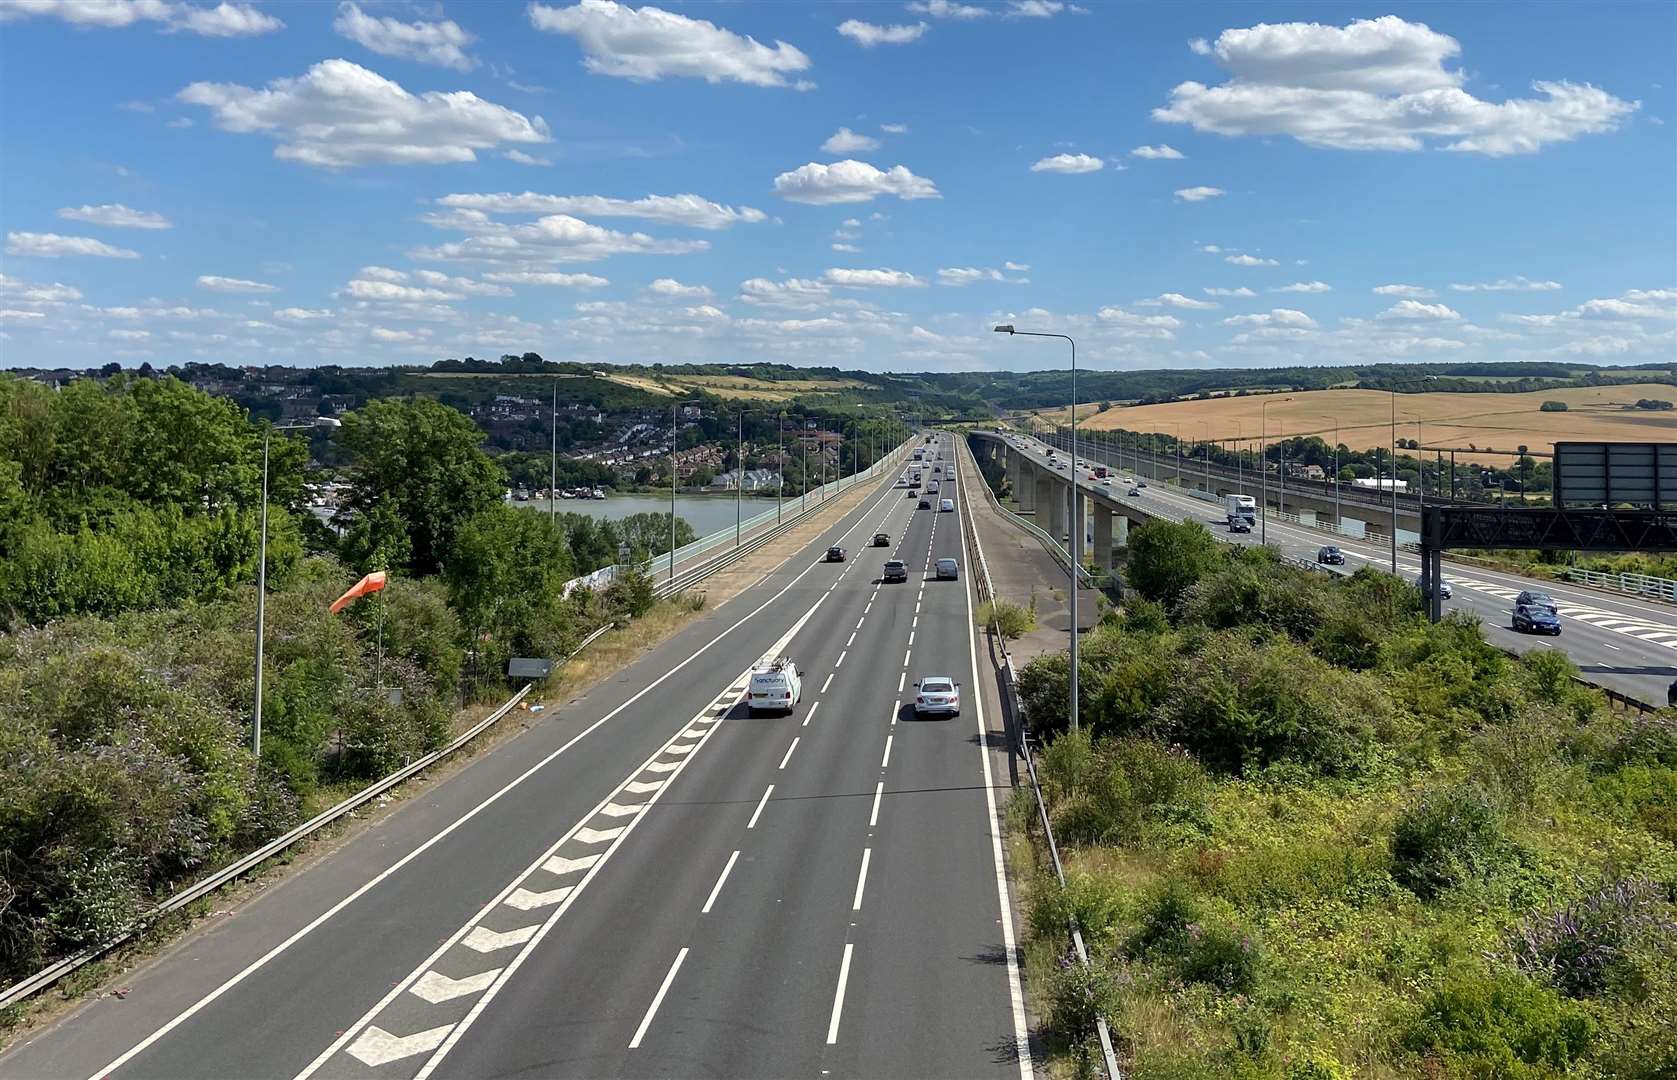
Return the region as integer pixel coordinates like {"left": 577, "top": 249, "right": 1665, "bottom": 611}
{"left": 329, "top": 571, "right": 388, "bottom": 614}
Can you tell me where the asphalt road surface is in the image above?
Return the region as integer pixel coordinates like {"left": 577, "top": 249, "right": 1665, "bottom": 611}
{"left": 1000, "top": 432, "right": 1677, "bottom": 706}
{"left": 2, "top": 433, "right": 1033, "bottom": 1080}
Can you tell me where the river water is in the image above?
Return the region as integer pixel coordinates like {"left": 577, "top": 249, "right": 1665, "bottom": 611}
{"left": 512, "top": 493, "right": 790, "bottom": 536}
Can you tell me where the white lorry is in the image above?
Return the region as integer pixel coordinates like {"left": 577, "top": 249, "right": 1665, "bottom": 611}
{"left": 748, "top": 658, "right": 802, "bottom": 716}
{"left": 1225, "top": 494, "right": 1256, "bottom": 531}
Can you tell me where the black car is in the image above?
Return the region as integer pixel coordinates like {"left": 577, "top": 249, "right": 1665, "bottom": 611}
{"left": 872, "top": 532, "right": 891, "bottom": 547}
{"left": 1513, "top": 604, "right": 1561, "bottom": 635}
{"left": 1317, "top": 546, "right": 1345, "bottom": 565}
{"left": 918, "top": 497, "right": 931, "bottom": 509}
{"left": 882, "top": 559, "right": 909, "bottom": 582}
{"left": 825, "top": 546, "right": 847, "bottom": 563}
{"left": 1515, "top": 590, "right": 1558, "bottom": 614}
{"left": 1228, "top": 518, "right": 1251, "bottom": 534}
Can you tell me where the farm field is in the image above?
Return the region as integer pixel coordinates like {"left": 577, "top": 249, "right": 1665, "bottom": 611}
{"left": 1034, "top": 382, "right": 1677, "bottom": 463}
{"left": 602, "top": 371, "right": 870, "bottom": 401}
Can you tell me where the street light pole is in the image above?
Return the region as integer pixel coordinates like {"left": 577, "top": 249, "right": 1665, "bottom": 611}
{"left": 735, "top": 409, "right": 742, "bottom": 548}
{"left": 550, "top": 379, "right": 557, "bottom": 529}
{"left": 777, "top": 413, "right": 784, "bottom": 524}
{"left": 670, "top": 402, "right": 677, "bottom": 582}
{"left": 254, "top": 431, "right": 269, "bottom": 758}
{"left": 994, "top": 324, "right": 1080, "bottom": 734}
{"left": 1333, "top": 418, "right": 1341, "bottom": 530}
{"left": 1390, "top": 390, "right": 1399, "bottom": 574}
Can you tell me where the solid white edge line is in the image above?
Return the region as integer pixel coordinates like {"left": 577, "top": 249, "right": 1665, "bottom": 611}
{"left": 869, "top": 782, "right": 883, "bottom": 828}
{"left": 778, "top": 737, "right": 800, "bottom": 770}
{"left": 701, "top": 851, "right": 741, "bottom": 915}
{"left": 747, "top": 784, "right": 774, "bottom": 829}
{"left": 628, "top": 948, "right": 689, "bottom": 1049}
{"left": 959, "top": 442, "right": 1036, "bottom": 1079}
{"left": 852, "top": 848, "right": 872, "bottom": 911}
{"left": 825, "top": 943, "right": 854, "bottom": 1045}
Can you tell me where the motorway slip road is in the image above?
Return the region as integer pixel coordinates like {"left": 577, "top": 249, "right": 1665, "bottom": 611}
{"left": 2, "top": 434, "right": 1033, "bottom": 1080}
{"left": 1007, "top": 434, "right": 1677, "bottom": 706}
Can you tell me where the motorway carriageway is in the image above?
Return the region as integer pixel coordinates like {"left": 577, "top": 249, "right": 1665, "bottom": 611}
{"left": 1, "top": 434, "right": 1032, "bottom": 1080}
{"left": 1011, "top": 435, "right": 1677, "bottom": 705}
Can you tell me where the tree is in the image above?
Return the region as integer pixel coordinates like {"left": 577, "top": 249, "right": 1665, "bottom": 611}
{"left": 1540, "top": 401, "right": 1568, "bottom": 412}
{"left": 1125, "top": 520, "right": 1221, "bottom": 606}
{"left": 336, "top": 398, "right": 504, "bottom": 574}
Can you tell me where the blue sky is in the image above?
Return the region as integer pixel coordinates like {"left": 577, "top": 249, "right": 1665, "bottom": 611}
{"left": 1, "top": 0, "right": 1673, "bottom": 372}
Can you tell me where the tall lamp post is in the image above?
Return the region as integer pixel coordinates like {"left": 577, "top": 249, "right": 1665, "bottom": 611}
{"left": 1259, "top": 397, "right": 1290, "bottom": 545}
{"left": 995, "top": 324, "right": 1081, "bottom": 734}
{"left": 254, "top": 416, "right": 339, "bottom": 757}
{"left": 669, "top": 398, "right": 704, "bottom": 582}
{"left": 1389, "top": 390, "right": 1399, "bottom": 574}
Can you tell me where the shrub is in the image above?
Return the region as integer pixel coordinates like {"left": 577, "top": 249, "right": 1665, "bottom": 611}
{"left": 1390, "top": 784, "right": 1505, "bottom": 899}
{"left": 1028, "top": 866, "right": 1130, "bottom": 949}
{"left": 1608, "top": 714, "right": 1677, "bottom": 769}
{"left": 1406, "top": 969, "right": 1595, "bottom": 1076}
{"left": 1118, "top": 596, "right": 1170, "bottom": 635}
{"left": 1539, "top": 400, "right": 1569, "bottom": 412}
{"left": 1126, "top": 519, "right": 1222, "bottom": 606}
{"left": 1128, "top": 878, "right": 1203, "bottom": 959}
{"left": 1050, "top": 738, "right": 1211, "bottom": 847}
{"left": 977, "top": 599, "right": 1035, "bottom": 639}
{"left": 1044, "top": 955, "right": 1123, "bottom": 1067}
{"left": 1158, "top": 632, "right": 1386, "bottom": 778}
{"left": 1180, "top": 920, "right": 1264, "bottom": 994}
{"left": 1509, "top": 877, "right": 1677, "bottom": 998}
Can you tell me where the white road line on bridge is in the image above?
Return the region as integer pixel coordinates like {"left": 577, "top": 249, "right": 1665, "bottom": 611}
{"left": 778, "top": 737, "right": 800, "bottom": 770}
{"left": 869, "top": 782, "right": 883, "bottom": 828}
{"left": 852, "top": 848, "right": 872, "bottom": 911}
{"left": 701, "top": 851, "right": 740, "bottom": 914}
{"left": 881, "top": 735, "right": 894, "bottom": 769}
{"left": 825, "top": 943, "right": 855, "bottom": 1045}
{"left": 628, "top": 948, "right": 689, "bottom": 1049}
{"left": 747, "top": 784, "right": 774, "bottom": 829}
{"left": 897, "top": 672, "right": 906, "bottom": 692}
{"left": 821, "top": 673, "right": 834, "bottom": 694}
{"left": 835, "top": 650, "right": 847, "bottom": 668}
{"left": 803, "top": 700, "right": 820, "bottom": 727}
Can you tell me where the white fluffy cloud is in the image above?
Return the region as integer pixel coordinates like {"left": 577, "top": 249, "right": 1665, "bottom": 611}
{"left": 937, "top": 266, "right": 1029, "bottom": 287}
{"left": 1573, "top": 288, "right": 1676, "bottom": 320}
{"left": 179, "top": 59, "right": 551, "bottom": 168}
{"left": 57, "top": 203, "right": 171, "bottom": 229}
{"left": 505, "top": 150, "right": 551, "bottom": 166}
{"left": 837, "top": 19, "right": 926, "bottom": 47}
{"left": 881, "top": 122, "right": 909, "bottom": 134}
{"left": 1273, "top": 280, "right": 1331, "bottom": 293}
{"left": 274, "top": 307, "right": 333, "bottom": 321}
{"left": 1449, "top": 276, "right": 1562, "bottom": 292}
{"left": 647, "top": 277, "right": 711, "bottom": 298}
{"left": 1223, "top": 308, "right": 1318, "bottom": 328}
{"left": 907, "top": 0, "right": 987, "bottom": 17}
{"left": 7, "top": 232, "right": 140, "bottom": 258}
{"left": 529, "top": 0, "right": 813, "bottom": 88}
{"left": 0, "top": 273, "right": 83, "bottom": 304}
{"left": 1224, "top": 254, "right": 1277, "bottom": 267}
{"left": 0, "top": 0, "right": 283, "bottom": 36}
{"left": 822, "top": 127, "right": 880, "bottom": 154}
{"left": 333, "top": 2, "right": 475, "bottom": 70}
{"left": 823, "top": 267, "right": 926, "bottom": 288}
{"left": 412, "top": 208, "right": 707, "bottom": 264}
{"left": 437, "top": 191, "right": 765, "bottom": 229}
{"left": 1138, "top": 292, "right": 1219, "bottom": 309}
{"left": 1130, "top": 144, "right": 1184, "bottom": 159}
{"left": 482, "top": 271, "right": 609, "bottom": 287}
{"left": 1204, "top": 286, "right": 1256, "bottom": 297}
{"left": 1378, "top": 299, "right": 1462, "bottom": 319}
{"left": 1174, "top": 186, "right": 1225, "bottom": 201}
{"left": 1373, "top": 283, "right": 1435, "bottom": 297}
{"left": 1155, "top": 15, "right": 1637, "bottom": 155}
{"left": 1030, "top": 153, "right": 1104, "bottom": 174}
{"left": 1005, "top": 260, "right": 1030, "bottom": 271}
{"left": 909, "top": 0, "right": 1080, "bottom": 17}
{"left": 197, "top": 275, "right": 277, "bottom": 293}
{"left": 772, "top": 160, "right": 940, "bottom": 204}
{"left": 738, "top": 276, "right": 831, "bottom": 308}
{"left": 1095, "top": 307, "right": 1183, "bottom": 339}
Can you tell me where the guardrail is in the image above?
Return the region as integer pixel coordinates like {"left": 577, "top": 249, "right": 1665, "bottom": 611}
{"left": 957, "top": 437, "right": 1121, "bottom": 1080}
{"left": 1564, "top": 567, "right": 1677, "bottom": 604}
{"left": 0, "top": 617, "right": 617, "bottom": 1010}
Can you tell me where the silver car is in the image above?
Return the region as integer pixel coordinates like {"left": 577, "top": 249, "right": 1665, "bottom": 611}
{"left": 935, "top": 557, "right": 959, "bottom": 580}
{"left": 913, "top": 676, "right": 961, "bottom": 718}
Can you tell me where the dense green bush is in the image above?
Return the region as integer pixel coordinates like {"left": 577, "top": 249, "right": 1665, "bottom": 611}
{"left": 1159, "top": 632, "right": 1387, "bottom": 778}
{"left": 1406, "top": 969, "right": 1595, "bottom": 1076}
{"left": 1390, "top": 784, "right": 1506, "bottom": 899}
{"left": 976, "top": 599, "right": 1036, "bottom": 639}
{"left": 1044, "top": 734, "right": 1211, "bottom": 847}
{"left": 1509, "top": 877, "right": 1677, "bottom": 999}
{"left": 1126, "top": 519, "right": 1221, "bottom": 606}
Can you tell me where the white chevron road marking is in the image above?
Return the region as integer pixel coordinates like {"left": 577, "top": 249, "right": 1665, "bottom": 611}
{"left": 505, "top": 885, "right": 573, "bottom": 911}
{"left": 347, "top": 1025, "right": 452, "bottom": 1067}
{"left": 542, "top": 854, "right": 600, "bottom": 876}
{"left": 574, "top": 826, "right": 625, "bottom": 845}
{"left": 597, "top": 802, "right": 640, "bottom": 818}
{"left": 625, "top": 780, "right": 663, "bottom": 794}
{"left": 410, "top": 969, "right": 501, "bottom": 1005}
{"left": 461, "top": 925, "right": 538, "bottom": 953}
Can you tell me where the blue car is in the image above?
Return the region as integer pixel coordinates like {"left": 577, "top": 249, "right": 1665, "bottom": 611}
{"left": 1512, "top": 604, "right": 1561, "bottom": 635}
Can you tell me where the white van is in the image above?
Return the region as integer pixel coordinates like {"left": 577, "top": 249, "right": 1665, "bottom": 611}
{"left": 748, "top": 658, "right": 802, "bottom": 716}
